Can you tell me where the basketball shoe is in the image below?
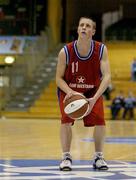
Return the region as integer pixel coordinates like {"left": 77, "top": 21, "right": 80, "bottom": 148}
{"left": 59, "top": 155, "right": 72, "bottom": 171}
{"left": 93, "top": 154, "right": 108, "bottom": 170}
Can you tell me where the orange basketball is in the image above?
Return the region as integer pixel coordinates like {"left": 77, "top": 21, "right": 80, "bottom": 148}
{"left": 64, "top": 93, "right": 90, "bottom": 120}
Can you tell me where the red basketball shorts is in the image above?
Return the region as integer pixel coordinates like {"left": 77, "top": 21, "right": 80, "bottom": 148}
{"left": 58, "top": 90, "right": 105, "bottom": 127}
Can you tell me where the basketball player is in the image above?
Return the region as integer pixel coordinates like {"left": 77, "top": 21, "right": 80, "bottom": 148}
{"left": 56, "top": 17, "right": 111, "bottom": 171}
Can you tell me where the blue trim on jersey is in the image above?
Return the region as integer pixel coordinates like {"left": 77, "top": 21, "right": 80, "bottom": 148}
{"left": 74, "top": 40, "right": 94, "bottom": 60}
{"left": 64, "top": 46, "right": 69, "bottom": 65}
{"left": 99, "top": 43, "right": 105, "bottom": 60}
{"left": 57, "top": 87, "right": 60, "bottom": 102}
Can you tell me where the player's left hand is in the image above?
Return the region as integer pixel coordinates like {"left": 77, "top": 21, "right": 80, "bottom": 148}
{"left": 86, "top": 97, "right": 97, "bottom": 115}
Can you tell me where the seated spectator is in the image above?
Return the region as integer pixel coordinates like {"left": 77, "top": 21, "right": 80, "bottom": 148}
{"left": 131, "top": 58, "right": 136, "bottom": 81}
{"left": 111, "top": 91, "right": 124, "bottom": 120}
{"left": 122, "top": 91, "right": 136, "bottom": 120}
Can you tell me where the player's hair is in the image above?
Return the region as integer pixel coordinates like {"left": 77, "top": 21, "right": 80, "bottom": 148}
{"left": 79, "top": 16, "right": 96, "bottom": 30}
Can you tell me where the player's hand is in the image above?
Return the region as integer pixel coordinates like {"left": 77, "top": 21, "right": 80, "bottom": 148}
{"left": 86, "top": 97, "right": 97, "bottom": 115}
{"left": 63, "top": 91, "right": 80, "bottom": 103}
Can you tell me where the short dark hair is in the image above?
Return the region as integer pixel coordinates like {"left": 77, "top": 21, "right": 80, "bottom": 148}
{"left": 79, "top": 16, "right": 96, "bottom": 30}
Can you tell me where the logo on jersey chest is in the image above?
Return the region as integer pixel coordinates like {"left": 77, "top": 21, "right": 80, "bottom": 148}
{"left": 69, "top": 75, "right": 94, "bottom": 89}
{"left": 76, "top": 76, "right": 86, "bottom": 84}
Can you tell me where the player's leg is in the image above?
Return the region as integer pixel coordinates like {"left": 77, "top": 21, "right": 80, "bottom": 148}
{"left": 93, "top": 125, "right": 105, "bottom": 152}
{"left": 83, "top": 96, "right": 108, "bottom": 170}
{"left": 59, "top": 123, "right": 73, "bottom": 171}
{"left": 93, "top": 125, "right": 108, "bottom": 170}
{"left": 58, "top": 91, "right": 74, "bottom": 171}
{"left": 60, "top": 123, "right": 72, "bottom": 152}
{"left": 92, "top": 97, "right": 108, "bottom": 170}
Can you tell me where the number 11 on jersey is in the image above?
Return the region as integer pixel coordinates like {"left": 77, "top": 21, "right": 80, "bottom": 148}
{"left": 72, "top": 62, "right": 78, "bottom": 73}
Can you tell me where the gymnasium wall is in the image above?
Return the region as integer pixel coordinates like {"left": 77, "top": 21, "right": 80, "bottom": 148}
{"left": 47, "top": 0, "right": 62, "bottom": 46}
{"left": 45, "top": 0, "right": 136, "bottom": 43}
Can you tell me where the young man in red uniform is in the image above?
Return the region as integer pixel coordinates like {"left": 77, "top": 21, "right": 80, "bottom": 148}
{"left": 56, "top": 17, "right": 111, "bottom": 171}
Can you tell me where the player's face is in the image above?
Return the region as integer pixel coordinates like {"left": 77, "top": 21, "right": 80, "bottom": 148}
{"left": 77, "top": 18, "right": 95, "bottom": 39}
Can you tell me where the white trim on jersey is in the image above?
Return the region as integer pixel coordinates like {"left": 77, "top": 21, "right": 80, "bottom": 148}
{"left": 64, "top": 45, "right": 69, "bottom": 65}
{"left": 74, "top": 40, "right": 94, "bottom": 60}
{"left": 99, "top": 44, "right": 105, "bottom": 60}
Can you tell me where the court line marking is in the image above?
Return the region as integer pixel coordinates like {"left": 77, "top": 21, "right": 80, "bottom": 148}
{"left": 0, "top": 164, "right": 16, "bottom": 168}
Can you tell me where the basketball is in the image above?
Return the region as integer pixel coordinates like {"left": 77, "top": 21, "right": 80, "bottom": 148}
{"left": 64, "top": 93, "right": 90, "bottom": 120}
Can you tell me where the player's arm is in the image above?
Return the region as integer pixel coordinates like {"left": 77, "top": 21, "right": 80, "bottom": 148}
{"left": 56, "top": 48, "right": 76, "bottom": 99}
{"left": 88, "top": 46, "right": 111, "bottom": 110}
{"left": 93, "top": 45, "right": 111, "bottom": 101}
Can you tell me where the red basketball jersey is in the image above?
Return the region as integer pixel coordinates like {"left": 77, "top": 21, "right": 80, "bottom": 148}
{"left": 63, "top": 40, "right": 105, "bottom": 95}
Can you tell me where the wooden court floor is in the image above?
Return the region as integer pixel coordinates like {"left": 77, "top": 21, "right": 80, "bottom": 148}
{"left": 0, "top": 118, "right": 136, "bottom": 179}
{"left": 0, "top": 118, "right": 136, "bottom": 160}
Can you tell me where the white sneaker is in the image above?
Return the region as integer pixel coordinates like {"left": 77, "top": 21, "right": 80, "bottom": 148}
{"left": 59, "top": 156, "right": 72, "bottom": 171}
{"left": 93, "top": 156, "right": 108, "bottom": 170}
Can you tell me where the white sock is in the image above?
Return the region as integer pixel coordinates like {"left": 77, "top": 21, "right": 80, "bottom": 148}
{"left": 63, "top": 152, "right": 71, "bottom": 158}
{"left": 94, "top": 152, "right": 103, "bottom": 158}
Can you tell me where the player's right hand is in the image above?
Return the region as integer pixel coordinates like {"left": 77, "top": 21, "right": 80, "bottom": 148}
{"left": 63, "top": 91, "right": 79, "bottom": 103}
